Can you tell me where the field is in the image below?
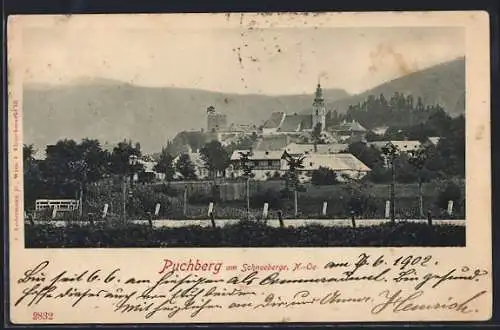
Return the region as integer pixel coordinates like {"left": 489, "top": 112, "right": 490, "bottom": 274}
{"left": 37, "top": 178, "right": 464, "bottom": 222}
{"left": 25, "top": 221, "right": 465, "bottom": 248}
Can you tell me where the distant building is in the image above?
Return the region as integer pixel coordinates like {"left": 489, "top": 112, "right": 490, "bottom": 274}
{"left": 262, "top": 112, "right": 286, "bottom": 135}
{"left": 253, "top": 135, "right": 292, "bottom": 151}
{"left": 227, "top": 149, "right": 370, "bottom": 182}
{"left": 262, "top": 83, "right": 327, "bottom": 136}
{"left": 138, "top": 159, "right": 164, "bottom": 181}
{"left": 331, "top": 119, "right": 368, "bottom": 142}
{"left": 285, "top": 153, "right": 371, "bottom": 182}
{"left": 428, "top": 136, "right": 441, "bottom": 146}
{"left": 367, "top": 140, "right": 423, "bottom": 168}
{"left": 371, "top": 126, "right": 389, "bottom": 136}
{"left": 284, "top": 142, "right": 348, "bottom": 156}
{"left": 206, "top": 106, "right": 228, "bottom": 133}
{"left": 368, "top": 140, "right": 422, "bottom": 154}
{"left": 227, "top": 150, "right": 285, "bottom": 181}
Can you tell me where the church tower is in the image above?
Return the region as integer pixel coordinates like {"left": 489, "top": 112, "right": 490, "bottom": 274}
{"left": 312, "top": 82, "right": 326, "bottom": 131}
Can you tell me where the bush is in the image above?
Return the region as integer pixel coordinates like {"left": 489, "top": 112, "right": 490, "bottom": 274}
{"left": 251, "top": 188, "right": 284, "bottom": 209}
{"left": 436, "top": 180, "right": 462, "bottom": 210}
{"left": 25, "top": 221, "right": 465, "bottom": 248}
{"left": 311, "top": 167, "right": 338, "bottom": 185}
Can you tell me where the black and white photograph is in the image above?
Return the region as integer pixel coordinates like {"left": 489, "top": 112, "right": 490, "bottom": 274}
{"left": 22, "top": 17, "right": 466, "bottom": 248}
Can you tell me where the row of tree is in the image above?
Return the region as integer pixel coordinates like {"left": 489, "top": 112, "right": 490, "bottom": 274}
{"left": 325, "top": 92, "right": 454, "bottom": 130}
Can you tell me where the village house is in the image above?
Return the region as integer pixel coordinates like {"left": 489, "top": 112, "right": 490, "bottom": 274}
{"left": 330, "top": 119, "right": 368, "bottom": 143}
{"left": 283, "top": 153, "right": 371, "bottom": 182}
{"left": 284, "top": 142, "right": 348, "bottom": 156}
{"left": 137, "top": 158, "right": 165, "bottom": 181}
{"left": 227, "top": 147, "right": 370, "bottom": 182}
{"left": 227, "top": 150, "right": 284, "bottom": 181}
{"left": 367, "top": 140, "right": 422, "bottom": 154}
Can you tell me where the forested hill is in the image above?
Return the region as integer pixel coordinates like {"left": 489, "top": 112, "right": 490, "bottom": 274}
{"left": 23, "top": 81, "right": 348, "bottom": 154}
{"left": 328, "top": 57, "right": 465, "bottom": 117}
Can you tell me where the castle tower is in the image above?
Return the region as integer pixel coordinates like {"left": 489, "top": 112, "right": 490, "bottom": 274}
{"left": 206, "top": 106, "right": 227, "bottom": 132}
{"left": 312, "top": 82, "right": 326, "bottom": 131}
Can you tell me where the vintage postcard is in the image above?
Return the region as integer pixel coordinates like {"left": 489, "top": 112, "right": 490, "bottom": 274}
{"left": 7, "top": 11, "right": 491, "bottom": 324}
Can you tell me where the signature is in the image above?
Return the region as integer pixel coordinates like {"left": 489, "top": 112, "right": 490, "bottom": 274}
{"left": 371, "top": 289, "right": 487, "bottom": 315}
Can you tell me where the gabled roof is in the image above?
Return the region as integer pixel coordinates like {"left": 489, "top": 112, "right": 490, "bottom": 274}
{"left": 334, "top": 120, "right": 367, "bottom": 132}
{"left": 428, "top": 137, "right": 441, "bottom": 145}
{"left": 230, "top": 150, "right": 284, "bottom": 161}
{"left": 278, "top": 114, "right": 313, "bottom": 132}
{"left": 262, "top": 112, "right": 285, "bottom": 129}
{"left": 284, "top": 143, "right": 348, "bottom": 155}
{"left": 173, "top": 152, "right": 206, "bottom": 168}
{"left": 253, "top": 135, "right": 290, "bottom": 151}
{"left": 299, "top": 153, "right": 371, "bottom": 172}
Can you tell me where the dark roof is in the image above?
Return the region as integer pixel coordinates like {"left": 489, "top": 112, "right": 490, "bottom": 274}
{"left": 278, "top": 114, "right": 312, "bottom": 132}
{"left": 253, "top": 135, "right": 290, "bottom": 151}
{"left": 262, "top": 112, "right": 285, "bottom": 129}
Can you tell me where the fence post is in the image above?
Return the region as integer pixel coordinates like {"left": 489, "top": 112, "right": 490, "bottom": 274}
{"left": 147, "top": 212, "right": 153, "bottom": 229}
{"left": 427, "top": 209, "right": 433, "bottom": 226}
{"left": 183, "top": 185, "right": 188, "bottom": 216}
{"left": 154, "top": 203, "right": 161, "bottom": 217}
{"left": 447, "top": 200, "right": 454, "bottom": 217}
{"left": 102, "top": 203, "right": 109, "bottom": 219}
{"left": 210, "top": 212, "right": 216, "bottom": 228}
{"left": 278, "top": 211, "right": 284, "bottom": 228}
{"left": 263, "top": 203, "right": 269, "bottom": 220}
{"left": 294, "top": 190, "right": 298, "bottom": 217}
{"left": 350, "top": 210, "right": 356, "bottom": 229}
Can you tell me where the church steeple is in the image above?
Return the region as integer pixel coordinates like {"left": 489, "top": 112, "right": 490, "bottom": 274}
{"left": 314, "top": 82, "right": 324, "bottom": 101}
{"left": 312, "top": 80, "right": 326, "bottom": 131}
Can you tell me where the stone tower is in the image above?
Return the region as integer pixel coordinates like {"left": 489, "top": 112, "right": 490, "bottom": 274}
{"left": 206, "top": 106, "right": 227, "bottom": 132}
{"left": 312, "top": 82, "right": 326, "bottom": 131}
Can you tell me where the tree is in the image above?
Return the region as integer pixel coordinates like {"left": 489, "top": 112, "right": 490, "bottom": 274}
{"left": 238, "top": 151, "right": 254, "bottom": 217}
{"left": 23, "top": 144, "right": 35, "bottom": 168}
{"left": 200, "top": 140, "right": 230, "bottom": 179}
{"left": 154, "top": 147, "right": 176, "bottom": 181}
{"left": 311, "top": 166, "right": 337, "bottom": 185}
{"left": 175, "top": 153, "right": 197, "bottom": 180}
{"left": 283, "top": 151, "right": 305, "bottom": 216}
{"left": 311, "top": 123, "right": 323, "bottom": 152}
{"left": 110, "top": 140, "right": 144, "bottom": 177}
{"left": 77, "top": 138, "right": 111, "bottom": 183}
{"left": 227, "top": 134, "right": 258, "bottom": 153}
{"left": 23, "top": 144, "right": 44, "bottom": 209}
{"left": 408, "top": 147, "right": 430, "bottom": 218}
{"left": 347, "top": 142, "right": 381, "bottom": 169}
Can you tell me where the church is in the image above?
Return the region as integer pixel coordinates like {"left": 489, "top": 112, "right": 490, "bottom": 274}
{"left": 262, "top": 83, "right": 327, "bottom": 136}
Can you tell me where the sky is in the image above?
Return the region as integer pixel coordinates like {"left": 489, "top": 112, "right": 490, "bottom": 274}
{"left": 21, "top": 14, "right": 465, "bottom": 95}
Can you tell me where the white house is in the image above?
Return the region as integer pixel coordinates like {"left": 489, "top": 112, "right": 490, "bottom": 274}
{"left": 227, "top": 150, "right": 285, "bottom": 181}
{"left": 368, "top": 140, "right": 422, "bottom": 153}
{"left": 138, "top": 159, "right": 165, "bottom": 181}
{"left": 282, "top": 153, "right": 371, "bottom": 182}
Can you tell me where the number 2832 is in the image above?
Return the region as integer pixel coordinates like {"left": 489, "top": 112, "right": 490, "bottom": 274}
{"left": 32, "top": 312, "right": 54, "bottom": 321}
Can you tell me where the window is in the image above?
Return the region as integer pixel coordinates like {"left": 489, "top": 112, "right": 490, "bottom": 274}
{"left": 268, "top": 160, "right": 273, "bottom": 166}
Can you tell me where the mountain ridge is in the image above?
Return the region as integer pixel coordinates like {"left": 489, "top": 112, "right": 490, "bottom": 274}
{"left": 23, "top": 57, "right": 464, "bottom": 154}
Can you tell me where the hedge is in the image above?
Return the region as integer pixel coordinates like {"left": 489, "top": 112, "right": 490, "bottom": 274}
{"left": 25, "top": 221, "right": 465, "bottom": 248}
